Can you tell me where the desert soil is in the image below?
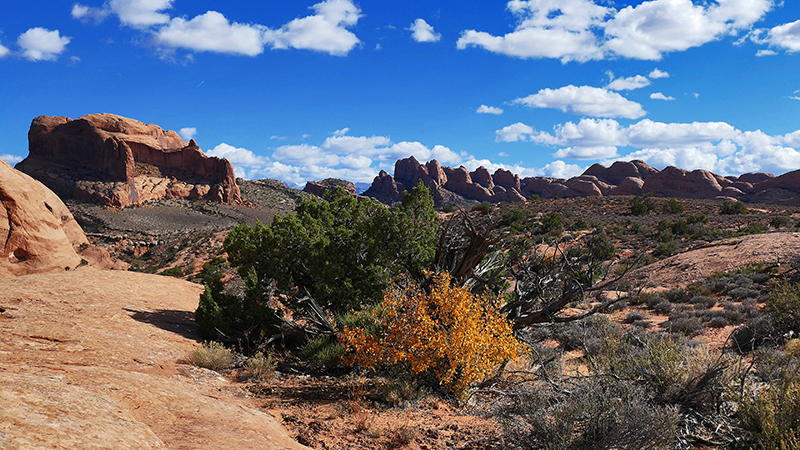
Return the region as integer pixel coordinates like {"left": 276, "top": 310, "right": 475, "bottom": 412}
{"left": 0, "top": 268, "right": 308, "bottom": 450}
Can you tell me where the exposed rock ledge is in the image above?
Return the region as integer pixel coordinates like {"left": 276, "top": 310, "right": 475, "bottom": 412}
{"left": 0, "top": 269, "right": 309, "bottom": 450}
{"left": 16, "top": 113, "right": 241, "bottom": 208}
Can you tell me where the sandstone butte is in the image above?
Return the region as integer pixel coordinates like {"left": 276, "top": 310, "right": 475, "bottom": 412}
{"left": 362, "top": 156, "right": 800, "bottom": 206}
{"left": 15, "top": 113, "right": 241, "bottom": 209}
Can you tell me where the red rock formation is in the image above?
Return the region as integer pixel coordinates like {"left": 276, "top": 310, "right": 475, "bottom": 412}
{"left": 641, "top": 166, "right": 731, "bottom": 199}
{"left": 584, "top": 160, "right": 659, "bottom": 186}
{"left": 17, "top": 114, "right": 241, "bottom": 208}
{"left": 470, "top": 167, "right": 494, "bottom": 189}
{"left": 0, "top": 156, "right": 120, "bottom": 277}
{"left": 494, "top": 168, "right": 521, "bottom": 191}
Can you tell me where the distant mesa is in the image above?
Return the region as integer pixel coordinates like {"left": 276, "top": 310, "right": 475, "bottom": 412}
{"left": 16, "top": 113, "right": 241, "bottom": 208}
{"left": 361, "top": 157, "right": 800, "bottom": 206}
{"left": 303, "top": 178, "right": 357, "bottom": 198}
{"left": 0, "top": 156, "right": 123, "bottom": 277}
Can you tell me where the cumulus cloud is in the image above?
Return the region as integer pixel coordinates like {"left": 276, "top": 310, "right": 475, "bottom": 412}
{"left": 206, "top": 143, "right": 270, "bottom": 178}
{"left": 178, "top": 127, "right": 197, "bottom": 140}
{"left": 756, "top": 49, "right": 777, "bottom": 56}
{"left": 458, "top": 0, "right": 773, "bottom": 61}
{"left": 606, "top": 74, "right": 651, "bottom": 91}
{"left": 457, "top": 0, "right": 610, "bottom": 62}
{"left": 264, "top": 0, "right": 362, "bottom": 56}
{"left": 501, "top": 116, "right": 800, "bottom": 175}
{"left": 75, "top": 0, "right": 363, "bottom": 57}
{"left": 332, "top": 127, "right": 349, "bottom": 136}
{"left": 477, "top": 105, "right": 504, "bottom": 115}
{"left": 513, "top": 85, "right": 646, "bottom": 119}
{"left": 1, "top": 154, "right": 24, "bottom": 165}
{"left": 648, "top": 68, "right": 669, "bottom": 79}
{"left": 752, "top": 19, "right": 800, "bottom": 53}
{"left": 496, "top": 122, "right": 535, "bottom": 142}
{"left": 408, "top": 19, "right": 442, "bottom": 43}
{"left": 72, "top": 0, "right": 172, "bottom": 28}
{"left": 650, "top": 92, "right": 675, "bottom": 101}
{"left": 154, "top": 12, "right": 269, "bottom": 56}
{"left": 0, "top": 44, "right": 9, "bottom": 58}
{"left": 17, "top": 28, "right": 71, "bottom": 61}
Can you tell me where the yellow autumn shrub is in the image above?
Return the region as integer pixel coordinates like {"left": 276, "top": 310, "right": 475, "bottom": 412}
{"left": 340, "top": 272, "right": 524, "bottom": 395}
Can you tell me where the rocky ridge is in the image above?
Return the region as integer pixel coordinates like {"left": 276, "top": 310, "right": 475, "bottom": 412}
{"left": 16, "top": 113, "right": 241, "bottom": 208}
{"left": 363, "top": 157, "right": 800, "bottom": 206}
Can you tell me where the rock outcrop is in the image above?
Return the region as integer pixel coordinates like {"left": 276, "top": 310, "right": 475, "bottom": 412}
{"left": 363, "top": 157, "right": 798, "bottom": 206}
{"left": 363, "top": 156, "right": 526, "bottom": 206}
{"left": 0, "top": 156, "right": 121, "bottom": 277}
{"left": 303, "top": 178, "right": 357, "bottom": 198}
{"left": 16, "top": 114, "right": 241, "bottom": 208}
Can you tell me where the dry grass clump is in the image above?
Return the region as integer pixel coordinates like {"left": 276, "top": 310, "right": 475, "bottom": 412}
{"left": 243, "top": 352, "right": 275, "bottom": 381}
{"left": 188, "top": 341, "right": 235, "bottom": 372}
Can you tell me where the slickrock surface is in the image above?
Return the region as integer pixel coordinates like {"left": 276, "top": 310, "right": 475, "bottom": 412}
{"left": 621, "top": 232, "right": 800, "bottom": 290}
{"left": 0, "top": 269, "right": 308, "bottom": 450}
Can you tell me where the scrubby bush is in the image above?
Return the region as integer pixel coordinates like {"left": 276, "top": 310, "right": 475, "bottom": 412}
{"left": 662, "top": 199, "right": 685, "bottom": 214}
{"left": 629, "top": 195, "right": 656, "bottom": 216}
{"left": 243, "top": 352, "right": 275, "bottom": 381}
{"left": 340, "top": 272, "right": 523, "bottom": 395}
{"left": 189, "top": 341, "right": 235, "bottom": 372}
{"left": 770, "top": 216, "right": 789, "bottom": 229}
{"left": 720, "top": 201, "right": 748, "bottom": 215}
{"left": 471, "top": 201, "right": 494, "bottom": 215}
{"left": 539, "top": 212, "right": 564, "bottom": 234}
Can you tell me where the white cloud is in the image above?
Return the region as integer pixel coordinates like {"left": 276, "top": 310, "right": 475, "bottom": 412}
{"left": 606, "top": 74, "right": 651, "bottom": 91}
{"left": 553, "top": 146, "right": 619, "bottom": 159}
{"left": 513, "top": 85, "right": 646, "bottom": 119}
{"left": 603, "top": 0, "right": 773, "bottom": 60}
{"left": 72, "top": 0, "right": 172, "bottom": 28}
{"left": 477, "top": 105, "right": 504, "bottom": 115}
{"left": 264, "top": 0, "right": 362, "bottom": 56}
{"left": 496, "top": 122, "right": 535, "bottom": 142}
{"left": 178, "top": 127, "right": 197, "bottom": 140}
{"left": 648, "top": 68, "right": 669, "bottom": 79}
{"left": 650, "top": 92, "right": 675, "bottom": 101}
{"left": 332, "top": 127, "right": 350, "bottom": 136}
{"left": 459, "top": 0, "right": 773, "bottom": 61}
{"left": 154, "top": 11, "right": 269, "bottom": 56}
{"left": 17, "top": 28, "right": 71, "bottom": 61}
{"left": 71, "top": 3, "right": 111, "bottom": 24}
{"left": 457, "top": 0, "right": 610, "bottom": 62}
{"left": 0, "top": 44, "right": 9, "bottom": 58}
{"left": 270, "top": 135, "right": 287, "bottom": 140}
{"left": 408, "top": 19, "right": 442, "bottom": 43}
{"left": 754, "top": 19, "right": 800, "bottom": 53}
{"left": 756, "top": 49, "right": 777, "bottom": 56}
{"left": 76, "top": 0, "right": 362, "bottom": 57}
{"left": 207, "top": 143, "right": 269, "bottom": 166}
{"left": 1, "top": 154, "right": 24, "bottom": 165}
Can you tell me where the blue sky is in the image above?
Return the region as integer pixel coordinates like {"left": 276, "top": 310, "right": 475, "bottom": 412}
{"left": 2, "top": 0, "right": 800, "bottom": 185}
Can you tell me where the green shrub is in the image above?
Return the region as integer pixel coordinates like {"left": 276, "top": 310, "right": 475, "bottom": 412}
{"left": 189, "top": 341, "right": 235, "bottom": 372}
{"left": 471, "top": 201, "right": 494, "bottom": 215}
{"left": 630, "top": 195, "right": 656, "bottom": 216}
{"left": 662, "top": 199, "right": 684, "bottom": 214}
{"left": 301, "top": 335, "right": 346, "bottom": 369}
{"left": 740, "top": 369, "right": 800, "bottom": 450}
{"left": 539, "top": 212, "right": 564, "bottom": 234}
{"left": 720, "top": 201, "right": 748, "bottom": 215}
{"left": 771, "top": 216, "right": 789, "bottom": 229}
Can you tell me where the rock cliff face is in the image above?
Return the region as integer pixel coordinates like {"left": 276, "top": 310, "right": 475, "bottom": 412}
{"left": 16, "top": 114, "right": 241, "bottom": 208}
{"left": 364, "top": 157, "right": 798, "bottom": 205}
{"left": 303, "top": 178, "right": 357, "bottom": 198}
{"left": 0, "top": 156, "right": 120, "bottom": 277}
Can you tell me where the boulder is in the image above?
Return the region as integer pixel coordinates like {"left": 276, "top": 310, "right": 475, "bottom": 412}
{"left": 0, "top": 156, "right": 120, "bottom": 277}
{"left": 17, "top": 114, "right": 241, "bottom": 208}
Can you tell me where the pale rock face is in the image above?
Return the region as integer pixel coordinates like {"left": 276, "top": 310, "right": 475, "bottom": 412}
{"left": 17, "top": 113, "right": 241, "bottom": 208}
{"left": 0, "top": 156, "right": 119, "bottom": 277}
